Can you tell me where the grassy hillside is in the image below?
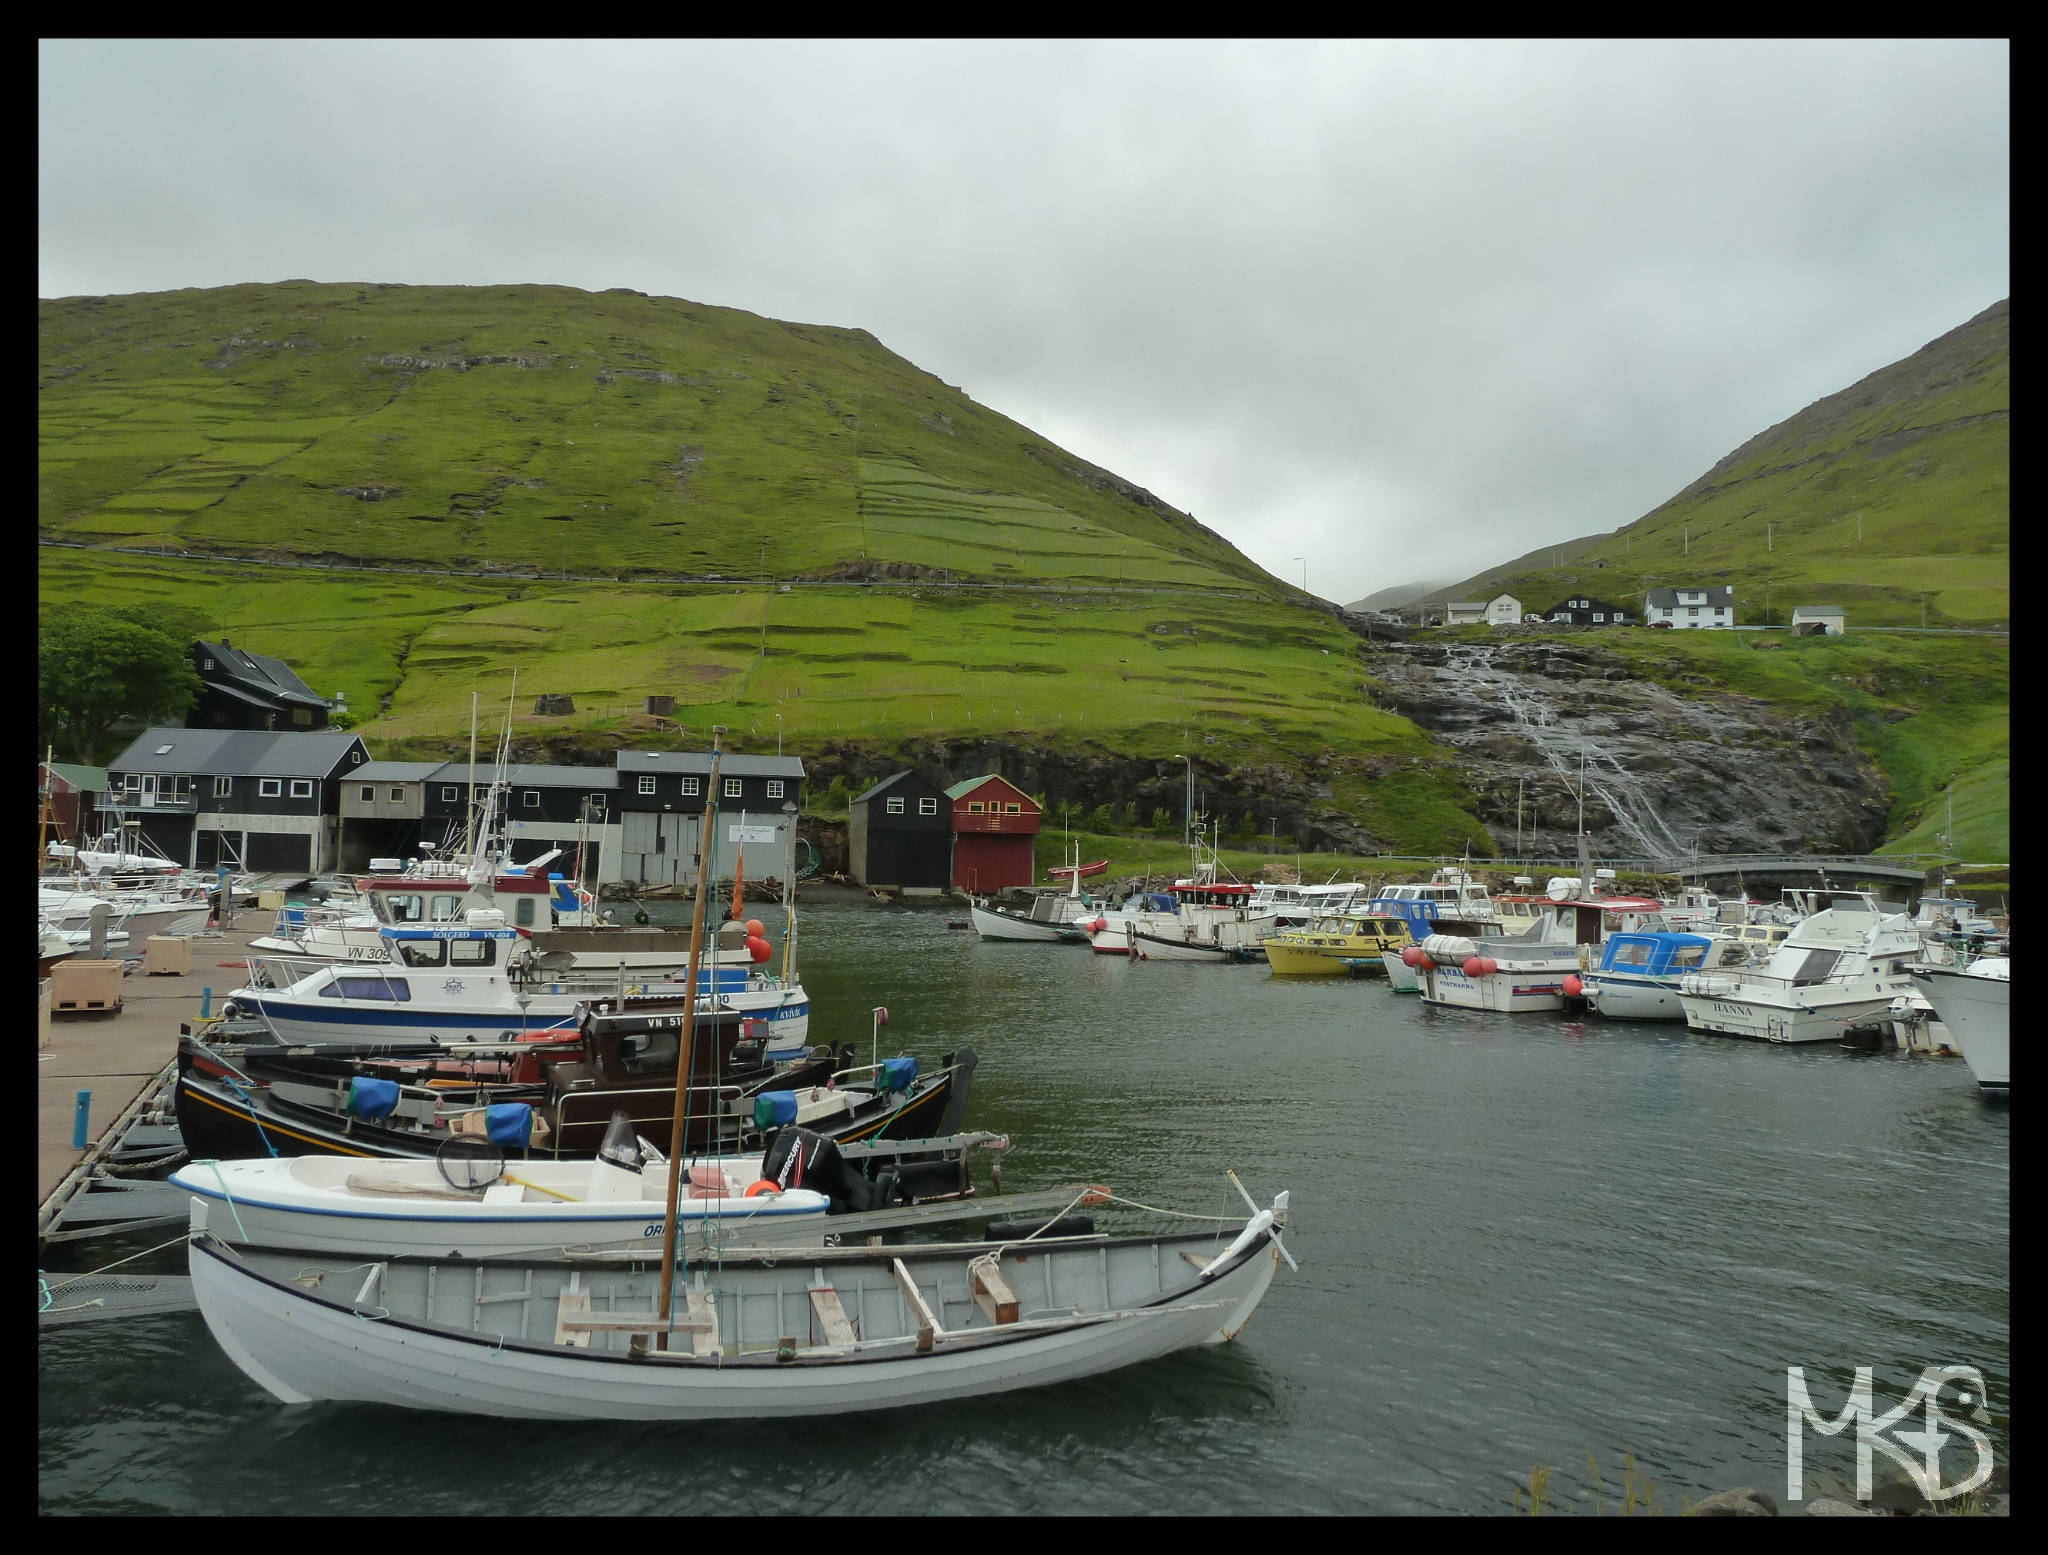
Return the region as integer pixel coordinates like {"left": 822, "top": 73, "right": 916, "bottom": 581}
{"left": 38, "top": 282, "right": 1277, "bottom": 595}
{"left": 1446, "top": 300, "right": 2010, "bottom": 627}
{"left": 38, "top": 547, "right": 1490, "bottom": 851}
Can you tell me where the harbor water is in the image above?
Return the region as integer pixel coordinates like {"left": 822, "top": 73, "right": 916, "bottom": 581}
{"left": 39, "top": 900, "right": 2010, "bottom": 1514}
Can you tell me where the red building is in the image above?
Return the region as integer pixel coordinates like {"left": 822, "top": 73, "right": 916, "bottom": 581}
{"left": 946, "top": 775, "right": 1041, "bottom": 894}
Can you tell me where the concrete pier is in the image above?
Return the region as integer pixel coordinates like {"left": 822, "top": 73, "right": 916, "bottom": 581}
{"left": 37, "top": 925, "right": 271, "bottom": 1212}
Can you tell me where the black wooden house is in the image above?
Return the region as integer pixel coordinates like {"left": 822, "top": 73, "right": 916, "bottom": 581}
{"left": 190, "top": 639, "right": 334, "bottom": 731}
{"left": 849, "top": 771, "right": 953, "bottom": 889}
{"left": 103, "top": 728, "right": 369, "bottom": 873}
{"left": 616, "top": 752, "right": 804, "bottom": 889}
{"left": 1542, "top": 594, "right": 1636, "bottom": 626}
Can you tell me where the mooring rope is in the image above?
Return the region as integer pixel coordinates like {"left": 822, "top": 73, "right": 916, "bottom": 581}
{"left": 41, "top": 1231, "right": 190, "bottom": 1293}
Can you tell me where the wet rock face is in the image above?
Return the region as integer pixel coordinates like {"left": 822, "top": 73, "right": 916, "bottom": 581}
{"left": 1364, "top": 639, "right": 1892, "bottom": 859}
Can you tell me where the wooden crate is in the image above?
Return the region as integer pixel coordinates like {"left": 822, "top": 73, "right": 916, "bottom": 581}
{"left": 144, "top": 936, "right": 192, "bottom": 976}
{"left": 51, "top": 958, "right": 123, "bottom": 1015}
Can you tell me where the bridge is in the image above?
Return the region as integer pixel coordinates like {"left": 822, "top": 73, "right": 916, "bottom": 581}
{"left": 1465, "top": 853, "right": 1942, "bottom": 890}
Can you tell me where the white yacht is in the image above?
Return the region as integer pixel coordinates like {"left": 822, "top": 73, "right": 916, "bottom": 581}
{"left": 1911, "top": 957, "right": 2009, "bottom": 1094}
{"left": 1676, "top": 891, "right": 1922, "bottom": 1044}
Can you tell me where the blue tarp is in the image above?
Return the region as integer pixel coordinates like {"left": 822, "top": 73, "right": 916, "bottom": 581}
{"left": 753, "top": 1091, "right": 798, "bottom": 1130}
{"left": 485, "top": 1103, "right": 534, "bottom": 1148}
{"left": 347, "top": 1076, "right": 400, "bottom": 1122}
{"left": 697, "top": 967, "right": 749, "bottom": 991}
{"left": 878, "top": 1056, "right": 918, "bottom": 1092}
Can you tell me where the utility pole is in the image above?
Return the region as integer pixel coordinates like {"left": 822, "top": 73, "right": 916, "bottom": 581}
{"left": 1515, "top": 776, "right": 1524, "bottom": 859}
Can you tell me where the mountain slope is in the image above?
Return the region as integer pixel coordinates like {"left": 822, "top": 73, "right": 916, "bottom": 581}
{"left": 1444, "top": 299, "right": 2010, "bottom": 626}
{"left": 38, "top": 282, "right": 1279, "bottom": 595}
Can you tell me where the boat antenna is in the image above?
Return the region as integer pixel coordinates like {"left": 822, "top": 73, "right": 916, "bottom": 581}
{"left": 657, "top": 725, "right": 723, "bottom": 1349}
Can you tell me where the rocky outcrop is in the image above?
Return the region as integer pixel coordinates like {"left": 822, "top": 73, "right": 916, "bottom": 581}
{"left": 1687, "top": 1487, "right": 1779, "bottom": 1516}
{"left": 1364, "top": 638, "right": 1891, "bottom": 859}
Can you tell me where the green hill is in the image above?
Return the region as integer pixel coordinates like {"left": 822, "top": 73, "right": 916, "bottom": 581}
{"left": 1446, "top": 299, "right": 2010, "bottom": 627}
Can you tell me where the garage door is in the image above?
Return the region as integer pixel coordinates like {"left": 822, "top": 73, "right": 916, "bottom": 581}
{"left": 244, "top": 832, "right": 313, "bottom": 873}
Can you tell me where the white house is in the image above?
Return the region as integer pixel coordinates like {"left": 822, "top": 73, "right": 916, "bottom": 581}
{"left": 1645, "top": 585, "right": 1735, "bottom": 628}
{"left": 1790, "top": 605, "right": 1845, "bottom": 637}
{"left": 1485, "top": 593, "right": 1523, "bottom": 626}
{"left": 1443, "top": 601, "right": 1487, "bottom": 625}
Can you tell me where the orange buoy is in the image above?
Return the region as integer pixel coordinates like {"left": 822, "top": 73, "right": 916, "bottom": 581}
{"left": 1563, "top": 974, "right": 1584, "bottom": 997}
{"left": 744, "top": 1179, "right": 781, "bottom": 1197}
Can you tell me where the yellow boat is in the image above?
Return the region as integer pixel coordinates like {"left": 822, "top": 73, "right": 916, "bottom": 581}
{"left": 1263, "top": 912, "right": 1413, "bottom": 977}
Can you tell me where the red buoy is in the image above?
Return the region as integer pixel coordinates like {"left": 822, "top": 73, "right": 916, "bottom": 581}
{"left": 1463, "top": 956, "right": 1486, "bottom": 977}
{"left": 746, "top": 935, "right": 773, "bottom": 963}
{"left": 1401, "top": 945, "right": 1424, "bottom": 967}
{"left": 1563, "top": 974, "right": 1584, "bottom": 997}
{"left": 744, "top": 918, "right": 766, "bottom": 938}
{"left": 1481, "top": 957, "right": 1499, "bottom": 976}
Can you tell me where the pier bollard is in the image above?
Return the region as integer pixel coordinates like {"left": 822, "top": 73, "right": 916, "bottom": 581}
{"left": 201, "top": 986, "right": 212, "bottom": 1019}
{"left": 73, "top": 1089, "right": 92, "bottom": 1149}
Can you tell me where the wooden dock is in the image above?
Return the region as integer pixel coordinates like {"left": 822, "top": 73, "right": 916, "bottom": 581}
{"left": 37, "top": 924, "right": 272, "bottom": 1219}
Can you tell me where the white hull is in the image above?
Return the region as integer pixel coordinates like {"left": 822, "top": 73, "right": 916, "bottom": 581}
{"left": 1381, "top": 952, "right": 1419, "bottom": 992}
{"left": 1418, "top": 961, "right": 1575, "bottom": 1013}
{"left": 168, "top": 1156, "right": 832, "bottom": 1259}
{"left": 968, "top": 904, "right": 1080, "bottom": 943}
{"left": 1676, "top": 988, "right": 1898, "bottom": 1044}
{"left": 188, "top": 1203, "right": 1287, "bottom": 1420}
{"left": 1581, "top": 975, "right": 1687, "bottom": 1021}
{"left": 1914, "top": 968, "right": 2010, "bottom": 1092}
{"left": 1083, "top": 915, "right": 1272, "bottom": 960}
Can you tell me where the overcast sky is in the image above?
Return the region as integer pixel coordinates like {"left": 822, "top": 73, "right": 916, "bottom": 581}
{"left": 39, "top": 39, "right": 2009, "bottom": 604}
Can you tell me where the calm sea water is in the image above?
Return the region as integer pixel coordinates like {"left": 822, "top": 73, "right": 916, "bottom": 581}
{"left": 40, "top": 902, "right": 2009, "bottom": 1515}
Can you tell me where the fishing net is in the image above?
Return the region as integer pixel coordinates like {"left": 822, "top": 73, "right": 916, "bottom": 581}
{"left": 436, "top": 1134, "right": 506, "bottom": 1190}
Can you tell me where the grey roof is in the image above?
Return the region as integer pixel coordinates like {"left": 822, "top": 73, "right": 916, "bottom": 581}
{"left": 108, "top": 728, "right": 366, "bottom": 778}
{"left": 350, "top": 762, "right": 445, "bottom": 782}
{"left": 1444, "top": 601, "right": 1486, "bottom": 610}
{"left": 197, "top": 640, "right": 331, "bottom": 708}
{"left": 1791, "top": 604, "right": 1844, "bottom": 616}
{"left": 1646, "top": 585, "right": 1735, "bottom": 609}
{"left": 852, "top": 771, "right": 920, "bottom": 806}
{"left": 617, "top": 751, "right": 806, "bottom": 779}
{"left": 424, "top": 762, "right": 616, "bottom": 789}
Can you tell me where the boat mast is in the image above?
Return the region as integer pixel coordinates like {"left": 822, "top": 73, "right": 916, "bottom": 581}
{"left": 462, "top": 692, "right": 479, "bottom": 864}
{"left": 657, "top": 726, "right": 724, "bottom": 1348}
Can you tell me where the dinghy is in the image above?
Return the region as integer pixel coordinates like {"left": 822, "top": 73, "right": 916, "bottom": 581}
{"left": 185, "top": 1182, "right": 1294, "bottom": 1419}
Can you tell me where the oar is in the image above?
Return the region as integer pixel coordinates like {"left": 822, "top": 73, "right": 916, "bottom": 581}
{"left": 1226, "top": 1168, "right": 1299, "bottom": 1271}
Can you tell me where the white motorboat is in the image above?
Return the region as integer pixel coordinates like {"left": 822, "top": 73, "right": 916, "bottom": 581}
{"left": 1676, "top": 891, "right": 1923, "bottom": 1044}
{"left": 230, "top": 913, "right": 811, "bottom": 1056}
{"left": 185, "top": 1182, "right": 1294, "bottom": 1420}
{"left": 1405, "top": 893, "right": 1667, "bottom": 1013}
{"left": 970, "top": 847, "right": 1101, "bottom": 942}
{"left": 1079, "top": 880, "right": 1276, "bottom": 961}
{"left": 1911, "top": 957, "right": 2009, "bottom": 1094}
{"left": 1578, "top": 929, "right": 1758, "bottom": 1021}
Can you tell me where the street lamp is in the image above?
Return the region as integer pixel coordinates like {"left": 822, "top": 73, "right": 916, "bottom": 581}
{"left": 775, "top": 713, "right": 783, "bottom": 756}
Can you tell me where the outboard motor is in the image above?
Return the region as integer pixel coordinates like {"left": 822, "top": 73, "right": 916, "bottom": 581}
{"left": 759, "top": 1126, "right": 886, "bottom": 1214}
{"left": 587, "top": 1110, "right": 645, "bottom": 1204}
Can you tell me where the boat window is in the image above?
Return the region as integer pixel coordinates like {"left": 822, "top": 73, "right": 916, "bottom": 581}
{"left": 398, "top": 940, "right": 448, "bottom": 969}
{"left": 1610, "top": 941, "right": 1652, "bottom": 967}
{"left": 336, "top": 976, "right": 412, "bottom": 1001}
{"left": 366, "top": 894, "right": 393, "bottom": 925}
{"left": 1788, "top": 949, "right": 1842, "bottom": 986}
{"left": 451, "top": 937, "right": 495, "bottom": 967}
{"left": 431, "top": 894, "right": 462, "bottom": 922}
{"left": 515, "top": 898, "right": 536, "bottom": 927}
{"left": 388, "top": 893, "right": 427, "bottom": 924}
{"left": 619, "top": 1028, "right": 679, "bottom": 1074}
{"left": 1669, "top": 944, "right": 1708, "bottom": 969}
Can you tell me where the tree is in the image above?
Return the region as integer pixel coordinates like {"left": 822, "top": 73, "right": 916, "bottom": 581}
{"left": 1088, "top": 803, "right": 1118, "bottom": 834}
{"left": 1151, "top": 806, "right": 1174, "bottom": 835}
{"left": 39, "top": 607, "right": 203, "bottom": 762}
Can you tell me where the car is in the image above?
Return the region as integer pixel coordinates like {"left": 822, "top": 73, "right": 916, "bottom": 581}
{"left": 1648, "top": 619, "right": 1674, "bottom": 629}
{"left": 1523, "top": 614, "right": 1543, "bottom": 624}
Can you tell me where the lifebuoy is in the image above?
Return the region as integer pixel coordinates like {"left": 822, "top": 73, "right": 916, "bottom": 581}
{"left": 744, "top": 1179, "right": 781, "bottom": 1197}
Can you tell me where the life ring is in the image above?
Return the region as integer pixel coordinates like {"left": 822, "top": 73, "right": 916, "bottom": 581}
{"left": 633, "top": 908, "right": 650, "bottom": 925}
{"left": 744, "top": 1179, "right": 781, "bottom": 1197}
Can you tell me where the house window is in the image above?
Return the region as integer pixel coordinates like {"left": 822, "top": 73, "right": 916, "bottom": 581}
{"left": 124, "top": 773, "right": 141, "bottom": 791}
{"left": 886, "top": 797, "right": 905, "bottom": 814}
{"left": 292, "top": 708, "right": 312, "bottom": 726}
{"left": 389, "top": 787, "right": 405, "bottom": 802}
{"left": 361, "top": 785, "right": 376, "bottom": 802}
{"left": 1007, "top": 803, "right": 1021, "bottom": 814}
{"left": 213, "top": 777, "right": 232, "bottom": 797}
{"left": 290, "top": 779, "right": 313, "bottom": 799}
{"left": 724, "top": 778, "right": 741, "bottom": 798}
{"left": 203, "top": 657, "right": 214, "bottom": 670}
{"left": 682, "top": 777, "right": 700, "bottom": 796}
{"left": 766, "top": 780, "right": 783, "bottom": 799}
{"left": 349, "top": 750, "right": 362, "bottom": 763}
{"left": 918, "top": 797, "right": 938, "bottom": 815}
{"left": 259, "top": 778, "right": 282, "bottom": 798}
{"left": 523, "top": 791, "right": 540, "bottom": 807}
{"left": 1592, "top": 613, "right": 1604, "bottom": 623}
{"left": 638, "top": 775, "right": 657, "bottom": 795}
{"left": 443, "top": 785, "right": 460, "bottom": 801}
{"left": 969, "top": 802, "right": 984, "bottom": 814}
{"left": 1688, "top": 607, "right": 1699, "bottom": 617}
